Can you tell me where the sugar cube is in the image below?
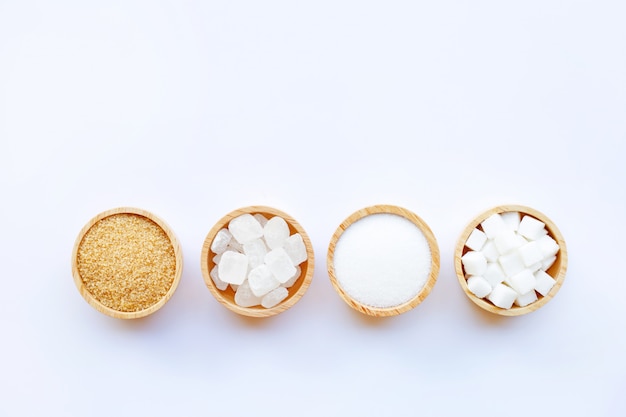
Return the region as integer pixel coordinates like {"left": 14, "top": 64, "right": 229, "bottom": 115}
{"left": 263, "top": 216, "right": 290, "bottom": 249}
{"left": 283, "top": 233, "right": 307, "bottom": 265}
{"left": 465, "top": 228, "right": 487, "bottom": 251}
{"left": 483, "top": 262, "right": 506, "bottom": 288}
{"left": 481, "top": 214, "right": 506, "bottom": 239}
{"left": 541, "top": 256, "right": 556, "bottom": 271}
{"left": 211, "top": 228, "right": 232, "bottom": 254}
{"left": 509, "top": 269, "right": 536, "bottom": 295}
{"left": 481, "top": 240, "right": 500, "bottom": 262}
{"left": 261, "top": 287, "right": 289, "bottom": 308}
{"left": 461, "top": 251, "right": 487, "bottom": 276}
{"left": 248, "top": 264, "right": 280, "bottom": 297}
{"left": 229, "top": 214, "right": 264, "bottom": 244}
{"left": 234, "top": 281, "right": 262, "bottom": 307}
{"left": 218, "top": 251, "right": 249, "bottom": 285}
{"left": 487, "top": 284, "right": 518, "bottom": 309}
{"left": 518, "top": 215, "right": 547, "bottom": 240}
{"left": 494, "top": 230, "right": 525, "bottom": 255}
{"left": 536, "top": 234, "right": 559, "bottom": 259}
{"left": 243, "top": 238, "right": 269, "bottom": 269}
{"left": 514, "top": 290, "right": 538, "bottom": 307}
{"left": 498, "top": 251, "right": 525, "bottom": 277}
{"left": 501, "top": 211, "right": 521, "bottom": 232}
{"left": 518, "top": 241, "right": 544, "bottom": 267}
{"left": 534, "top": 270, "right": 556, "bottom": 296}
{"left": 265, "top": 248, "right": 297, "bottom": 283}
{"left": 467, "top": 276, "right": 492, "bottom": 298}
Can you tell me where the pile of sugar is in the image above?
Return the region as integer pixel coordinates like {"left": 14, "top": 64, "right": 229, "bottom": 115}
{"left": 461, "top": 211, "right": 560, "bottom": 309}
{"left": 209, "top": 213, "right": 308, "bottom": 309}
{"left": 332, "top": 213, "right": 432, "bottom": 309}
{"left": 76, "top": 214, "right": 177, "bottom": 312}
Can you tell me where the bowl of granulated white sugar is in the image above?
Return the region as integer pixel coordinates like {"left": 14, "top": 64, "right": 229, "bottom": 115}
{"left": 327, "top": 205, "right": 440, "bottom": 317}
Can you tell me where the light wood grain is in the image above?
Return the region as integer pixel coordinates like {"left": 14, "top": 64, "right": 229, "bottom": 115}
{"left": 71, "top": 207, "right": 184, "bottom": 319}
{"left": 454, "top": 205, "right": 567, "bottom": 316}
{"left": 200, "top": 206, "right": 315, "bottom": 318}
{"left": 326, "top": 205, "right": 440, "bottom": 317}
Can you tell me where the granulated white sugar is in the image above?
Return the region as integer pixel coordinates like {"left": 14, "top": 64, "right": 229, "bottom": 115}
{"left": 332, "top": 213, "right": 432, "bottom": 308}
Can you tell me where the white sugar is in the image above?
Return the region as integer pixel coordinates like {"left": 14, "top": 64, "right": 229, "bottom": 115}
{"left": 229, "top": 214, "right": 263, "bottom": 244}
{"left": 332, "top": 213, "right": 432, "bottom": 309}
{"left": 263, "top": 216, "right": 290, "bottom": 249}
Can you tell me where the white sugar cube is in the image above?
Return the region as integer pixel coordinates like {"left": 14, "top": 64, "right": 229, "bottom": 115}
{"left": 234, "top": 280, "right": 262, "bottom": 307}
{"left": 494, "top": 230, "right": 525, "bottom": 255}
{"left": 265, "top": 248, "right": 297, "bottom": 283}
{"left": 230, "top": 283, "right": 239, "bottom": 292}
{"left": 283, "top": 233, "right": 308, "bottom": 265}
{"left": 248, "top": 264, "right": 280, "bottom": 297}
{"left": 518, "top": 215, "right": 547, "bottom": 240}
{"left": 481, "top": 214, "right": 507, "bottom": 239}
{"left": 461, "top": 251, "right": 487, "bottom": 276}
{"left": 487, "top": 284, "right": 518, "bottom": 309}
{"left": 498, "top": 251, "right": 525, "bottom": 277}
{"left": 253, "top": 213, "right": 268, "bottom": 227}
{"left": 467, "top": 276, "right": 492, "bottom": 298}
{"left": 483, "top": 262, "right": 506, "bottom": 288}
{"left": 243, "top": 238, "right": 269, "bottom": 269}
{"left": 261, "top": 287, "right": 289, "bottom": 308}
{"left": 534, "top": 270, "right": 556, "bottom": 296}
{"left": 536, "top": 235, "right": 559, "bottom": 259}
{"left": 211, "top": 228, "right": 233, "bottom": 254}
{"left": 263, "top": 216, "right": 290, "bottom": 249}
{"left": 465, "top": 228, "right": 487, "bottom": 251}
{"left": 228, "top": 214, "right": 264, "bottom": 244}
{"left": 518, "top": 241, "right": 544, "bottom": 267}
{"left": 509, "top": 269, "right": 537, "bottom": 295}
{"left": 515, "top": 290, "right": 538, "bottom": 307}
{"left": 210, "top": 265, "right": 229, "bottom": 291}
{"left": 501, "top": 211, "right": 521, "bottom": 232}
{"left": 528, "top": 261, "right": 543, "bottom": 272}
{"left": 541, "top": 255, "right": 556, "bottom": 271}
{"left": 218, "top": 251, "right": 249, "bottom": 285}
{"left": 481, "top": 240, "right": 499, "bottom": 262}
{"left": 282, "top": 265, "right": 301, "bottom": 288}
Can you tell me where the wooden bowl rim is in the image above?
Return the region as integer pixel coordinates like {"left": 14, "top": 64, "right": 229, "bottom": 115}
{"left": 71, "top": 207, "right": 184, "bottom": 320}
{"left": 327, "top": 204, "right": 440, "bottom": 317}
{"left": 200, "top": 206, "right": 315, "bottom": 318}
{"left": 454, "top": 204, "right": 568, "bottom": 316}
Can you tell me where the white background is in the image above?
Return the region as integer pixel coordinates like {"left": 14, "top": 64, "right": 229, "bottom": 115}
{"left": 1, "top": 1, "right": 625, "bottom": 415}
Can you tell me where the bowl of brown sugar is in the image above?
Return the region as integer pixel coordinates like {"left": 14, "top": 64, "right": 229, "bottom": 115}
{"left": 71, "top": 207, "right": 183, "bottom": 319}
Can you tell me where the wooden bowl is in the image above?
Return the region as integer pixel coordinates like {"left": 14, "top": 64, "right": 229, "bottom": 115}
{"left": 454, "top": 205, "right": 567, "bottom": 316}
{"left": 201, "top": 206, "right": 315, "bottom": 318}
{"left": 327, "top": 205, "right": 440, "bottom": 317}
{"left": 71, "top": 207, "right": 183, "bottom": 319}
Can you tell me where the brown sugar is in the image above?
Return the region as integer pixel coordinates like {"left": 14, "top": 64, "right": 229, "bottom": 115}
{"left": 76, "top": 213, "right": 176, "bottom": 312}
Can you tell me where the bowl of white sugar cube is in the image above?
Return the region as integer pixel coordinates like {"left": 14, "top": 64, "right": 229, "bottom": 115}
{"left": 455, "top": 205, "right": 567, "bottom": 316}
{"left": 327, "top": 205, "right": 440, "bottom": 317}
{"left": 201, "top": 206, "right": 314, "bottom": 318}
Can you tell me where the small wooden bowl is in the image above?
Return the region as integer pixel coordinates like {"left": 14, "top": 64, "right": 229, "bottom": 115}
{"left": 201, "top": 206, "right": 315, "bottom": 318}
{"left": 71, "top": 207, "right": 184, "bottom": 319}
{"left": 454, "top": 205, "right": 567, "bottom": 316}
{"left": 327, "top": 205, "right": 440, "bottom": 317}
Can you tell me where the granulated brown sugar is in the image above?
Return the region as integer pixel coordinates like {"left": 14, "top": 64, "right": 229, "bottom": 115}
{"left": 76, "top": 213, "right": 176, "bottom": 312}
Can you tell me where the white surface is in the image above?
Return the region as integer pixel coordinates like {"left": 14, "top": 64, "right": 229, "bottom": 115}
{"left": 1, "top": 1, "right": 625, "bottom": 416}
